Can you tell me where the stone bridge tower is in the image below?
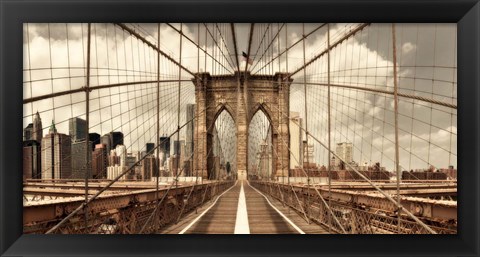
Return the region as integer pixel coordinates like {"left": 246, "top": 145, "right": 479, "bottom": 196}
{"left": 193, "top": 71, "right": 292, "bottom": 180}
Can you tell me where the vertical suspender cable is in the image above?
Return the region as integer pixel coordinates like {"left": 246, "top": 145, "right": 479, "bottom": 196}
{"left": 392, "top": 23, "right": 402, "bottom": 233}
{"left": 302, "top": 23, "right": 311, "bottom": 224}
{"left": 155, "top": 23, "right": 161, "bottom": 230}
{"left": 176, "top": 23, "right": 183, "bottom": 188}
{"left": 327, "top": 23, "right": 332, "bottom": 234}
{"left": 84, "top": 23, "right": 92, "bottom": 231}
{"left": 285, "top": 23, "right": 290, "bottom": 185}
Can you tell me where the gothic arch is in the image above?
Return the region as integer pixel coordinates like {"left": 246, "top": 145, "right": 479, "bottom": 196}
{"left": 248, "top": 103, "right": 273, "bottom": 127}
{"left": 208, "top": 104, "right": 236, "bottom": 134}
{"left": 248, "top": 107, "right": 275, "bottom": 179}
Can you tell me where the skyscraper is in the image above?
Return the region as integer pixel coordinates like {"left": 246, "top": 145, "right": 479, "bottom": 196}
{"left": 32, "top": 111, "right": 43, "bottom": 143}
{"left": 69, "top": 117, "right": 87, "bottom": 142}
{"left": 146, "top": 142, "right": 155, "bottom": 155}
{"left": 115, "top": 144, "right": 127, "bottom": 167}
{"left": 141, "top": 155, "right": 156, "bottom": 180}
{"left": 108, "top": 149, "right": 119, "bottom": 166}
{"left": 41, "top": 121, "right": 71, "bottom": 179}
{"left": 159, "top": 136, "right": 170, "bottom": 167}
{"left": 101, "top": 134, "right": 112, "bottom": 153}
{"left": 110, "top": 132, "right": 124, "bottom": 149}
{"left": 88, "top": 133, "right": 101, "bottom": 151}
{"left": 303, "top": 140, "right": 314, "bottom": 165}
{"left": 335, "top": 142, "right": 353, "bottom": 168}
{"left": 24, "top": 123, "right": 33, "bottom": 141}
{"left": 71, "top": 140, "right": 92, "bottom": 179}
{"left": 23, "top": 140, "right": 41, "bottom": 180}
{"left": 92, "top": 144, "right": 108, "bottom": 179}
{"left": 289, "top": 112, "right": 303, "bottom": 169}
{"left": 174, "top": 140, "right": 184, "bottom": 156}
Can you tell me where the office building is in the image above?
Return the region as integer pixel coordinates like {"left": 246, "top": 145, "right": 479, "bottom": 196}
{"left": 89, "top": 133, "right": 101, "bottom": 151}
{"left": 71, "top": 140, "right": 93, "bottom": 179}
{"left": 141, "top": 155, "right": 156, "bottom": 180}
{"left": 146, "top": 142, "right": 155, "bottom": 155}
{"left": 174, "top": 140, "right": 184, "bottom": 156}
{"left": 107, "top": 165, "right": 127, "bottom": 180}
{"left": 41, "top": 121, "right": 71, "bottom": 179}
{"left": 115, "top": 144, "right": 127, "bottom": 167}
{"left": 92, "top": 144, "right": 108, "bottom": 179}
{"left": 69, "top": 117, "right": 87, "bottom": 142}
{"left": 159, "top": 136, "right": 170, "bottom": 167}
{"left": 335, "top": 142, "right": 353, "bottom": 167}
{"left": 24, "top": 123, "right": 33, "bottom": 141}
{"left": 23, "top": 140, "right": 41, "bottom": 180}
{"left": 101, "top": 134, "right": 112, "bottom": 153}
{"left": 169, "top": 155, "right": 179, "bottom": 176}
{"left": 108, "top": 149, "right": 120, "bottom": 166}
{"left": 32, "top": 111, "right": 43, "bottom": 143}
{"left": 110, "top": 132, "right": 124, "bottom": 149}
{"left": 289, "top": 112, "right": 303, "bottom": 169}
{"left": 125, "top": 153, "right": 137, "bottom": 168}
{"left": 303, "top": 140, "right": 314, "bottom": 165}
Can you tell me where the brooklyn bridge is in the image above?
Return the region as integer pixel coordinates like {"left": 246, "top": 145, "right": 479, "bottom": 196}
{"left": 22, "top": 23, "right": 457, "bottom": 234}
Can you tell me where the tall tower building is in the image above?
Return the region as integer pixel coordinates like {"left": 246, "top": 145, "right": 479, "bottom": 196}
{"left": 289, "top": 112, "right": 303, "bottom": 169}
{"left": 141, "top": 155, "right": 156, "bottom": 180}
{"left": 100, "top": 134, "right": 112, "bottom": 153}
{"left": 92, "top": 144, "right": 108, "bottom": 179}
{"left": 174, "top": 140, "right": 184, "bottom": 156}
{"left": 23, "top": 140, "right": 41, "bottom": 179}
{"left": 88, "top": 133, "right": 101, "bottom": 151}
{"left": 335, "top": 142, "right": 353, "bottom": 167}
{"left": 159, "top": 136, "right": 170, "bottom": 166}
{"left": 115, "top": 144, "right": 127, "bottom": 167}
{"left": 41, "top": 121, "right": 71, "bottom": 179}
{"left": 71, "top": 140, "right": 92, "bottom": 179}
{"left": 69, "top": 117, "right": 87, "bottom": 142}
{"left": 303, "top": 140, "right": 314, "bottom": 166}
{"left": 24, "top": 123, "right": 34, "bottom": 141}
{"left": 108, "top": 149, "right": 119, "bottom": 166}
{"left": 32, "top": 111, "right": 43, "bottom": 143}
{"left": 69, "top": 117, "right": 92, "bottom": 179}
{"left": 110, "top": 132, "right": 124, "bottom": 149}
{"left": 146, "top": 142, "right": 155, "bottom": 154}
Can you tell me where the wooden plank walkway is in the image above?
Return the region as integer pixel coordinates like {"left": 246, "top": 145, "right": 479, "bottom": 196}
{"left": 159, "top": 180, "right": 330, "bottom": 234}
{"left": 244, "top": 181, "right": 299, "bottom": 234}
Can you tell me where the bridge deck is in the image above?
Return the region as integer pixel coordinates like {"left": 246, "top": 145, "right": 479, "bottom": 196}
{"left": 161, "top": 181, "right": 329, "bottom": 234}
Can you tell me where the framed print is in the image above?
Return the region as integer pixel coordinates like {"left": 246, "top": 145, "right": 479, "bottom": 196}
{"left": 1, "top": 0, "right": 479, "bottom": 256}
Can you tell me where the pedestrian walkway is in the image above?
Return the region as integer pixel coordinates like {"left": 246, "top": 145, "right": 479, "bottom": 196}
{"left": 160, "top": 180, "right": 328, "bottom": 234}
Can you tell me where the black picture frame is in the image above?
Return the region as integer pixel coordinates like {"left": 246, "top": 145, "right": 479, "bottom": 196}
{"left": 1, "top": 0, "right": 479, "bottom": 256}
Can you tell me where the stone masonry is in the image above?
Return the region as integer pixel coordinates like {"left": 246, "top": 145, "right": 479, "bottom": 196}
{"left": 193, "top": 72, "right": 292, "bottom": 179}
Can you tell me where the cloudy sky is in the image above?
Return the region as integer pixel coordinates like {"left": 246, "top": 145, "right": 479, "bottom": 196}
{"left": 23, "top": 23, "right": 457, "bottom": 172}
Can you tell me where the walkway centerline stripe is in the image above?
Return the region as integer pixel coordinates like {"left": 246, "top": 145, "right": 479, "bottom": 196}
{"left": 234, "top": 181, "right": 250, "bottom": 234}
{"left": 178, "top": 181, "right": 237, "bottom": 234}
{"left": 247, "top": 180, "right": 305, "bottom": 234}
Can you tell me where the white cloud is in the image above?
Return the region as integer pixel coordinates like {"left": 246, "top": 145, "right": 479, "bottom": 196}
{"left": 402, "top": 42, "right": 416, "bottom": 54}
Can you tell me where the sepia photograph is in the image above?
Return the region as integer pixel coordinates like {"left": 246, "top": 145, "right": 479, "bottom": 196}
{"left": 22, "top": 23, "right": 457, "bottom": 234}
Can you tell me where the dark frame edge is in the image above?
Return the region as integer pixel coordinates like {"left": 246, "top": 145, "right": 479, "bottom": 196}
{"left": 0, "top": 0, "right": 479, "bottom": 257}
{"left": 457, "top": 1, "right": 480, "bottom": 256}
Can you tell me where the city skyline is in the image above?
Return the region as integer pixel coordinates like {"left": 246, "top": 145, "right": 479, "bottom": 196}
{"left": 23, "top": 107, "right": 456, "bottom": 175}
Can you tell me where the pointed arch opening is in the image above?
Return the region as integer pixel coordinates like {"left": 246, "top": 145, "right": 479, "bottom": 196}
{"left": 210, "top": 109, "right": 237, "bottom": 180}
{"left": 248, "top": 108, "right": 273, "bottom": 180}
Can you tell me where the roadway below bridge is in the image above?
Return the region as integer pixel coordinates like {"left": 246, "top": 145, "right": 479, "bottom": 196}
{"left": 160, "top": 180, "right": 329, "bottom": 234}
